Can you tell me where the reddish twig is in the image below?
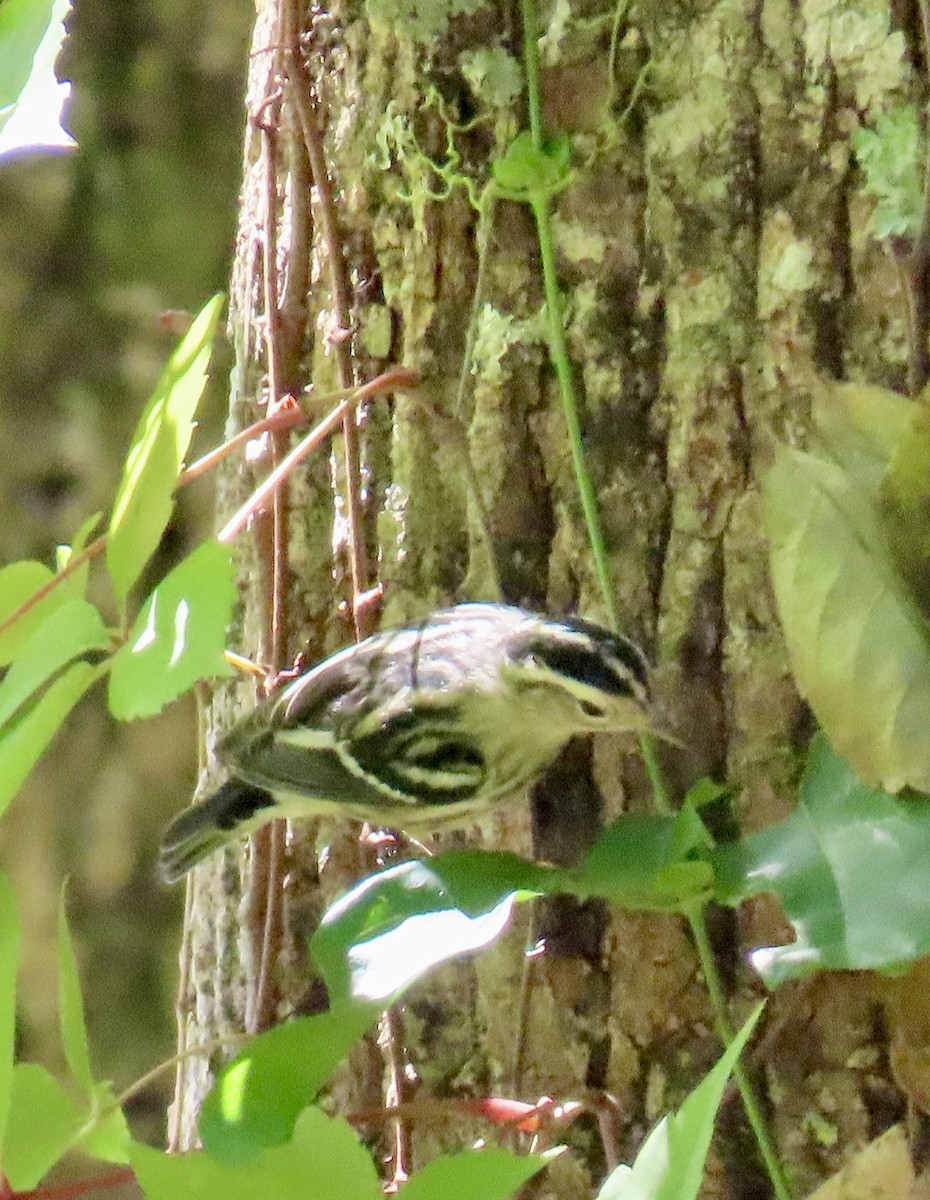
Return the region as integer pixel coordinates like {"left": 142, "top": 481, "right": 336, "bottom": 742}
{"left": 217, "top": 368, "right": 416, "bottom": 544}
{"left": 244, "top": 77, "right": 288, "bottom": 1038}
{"left": 181, "top": 399, "right": 308, "bottom": 485}
{"left": 13, "top": 1167, "right": 136, "bottom": 1200}
{"left": 0, "top": 535, "right": 107, "bottom": 643}
{"left": 288, "top": 48, "right": 373, "bottom": 639}
{"left": 0, "top": 372, "right": 414, "bottom": 648}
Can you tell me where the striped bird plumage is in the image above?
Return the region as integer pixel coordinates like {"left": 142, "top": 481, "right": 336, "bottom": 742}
{"left": 159, "top": 603, "right": 650, "bottom": 880}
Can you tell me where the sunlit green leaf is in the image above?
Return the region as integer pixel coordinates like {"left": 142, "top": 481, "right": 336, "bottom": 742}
{"left": 714, "top": 734, "right": 930, "bottom": 985}
{"left": 199, "top": 1004, "right": 376, "bottom": 1166}
{"left": 0, "top": 660, "right": 105, "bottom": 819}
{"left": 576, "top": 813, "right": 713, "bottom": 909}
{"left": 401, "top": 1148, "right": 548, "bottom": 1200}
{"left": 765, "top": 446, "right": 930, "bottom": 791}
{"left": 108, "top": 539, "right": 235, "bottom": 720}
{"left": 312, "top": 860, "right": 523, "bottom": 1004}
{"left": 313, "top": 824, "right": 714, "bottom": 1014}
{"left": 0, "top": 599, "right": 110, "bottom": 729}
{"left": 811, "top": 380, "right": 913, "bottom": 492}
{"left": 56, "top": 511, "right": 103, "bottom": 600}
{"left": 0, "top": 560, "right": 66, "bottom": 666}
{"left": 134, "top": 1107, "right": 382, "bottom": 1200}
{"left": 0, "top": 874, "right": 19, "bottom": 1153}
{"left": 596, "top": 1006, "right": 762, "bottom": 1200}
{"left": 428, "top": 850, "right": 557, "bottom": 910}
{"left": 107, "top": 294, "right": 223, "bottom": 604}
{"left": 57, "top": 884, "right": 94, "bottom": 1094}
{"left": 80, "top": 1084, "right": 130, "bottom": 1164}
{"left": 1, "top": 1063, "right": 82, "bottom": 1189}
{"left": 0, "top": 0, "right": 74, "bottom": 157}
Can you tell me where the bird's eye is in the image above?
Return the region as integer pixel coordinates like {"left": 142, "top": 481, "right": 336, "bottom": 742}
{"left": 578, "top": 698, "right": 606, "bottom": 719}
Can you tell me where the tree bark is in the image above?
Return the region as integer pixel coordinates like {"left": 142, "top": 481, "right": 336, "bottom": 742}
{"left": 172, "top": 0, "right": 921, "bottom": 1193}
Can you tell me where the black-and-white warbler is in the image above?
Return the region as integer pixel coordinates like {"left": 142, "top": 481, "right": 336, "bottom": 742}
{"left": 158, "top": 603, "right": 650, "bottom": 881}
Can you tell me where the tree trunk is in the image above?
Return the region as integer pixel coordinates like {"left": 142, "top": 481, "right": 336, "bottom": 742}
{"left": 171, "top": 0, "right": 919, "bottom": 1193}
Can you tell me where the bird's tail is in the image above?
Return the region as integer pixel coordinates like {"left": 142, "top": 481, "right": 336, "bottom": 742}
{"left": 158, "top": 778, "right": 276, "bottom": 883}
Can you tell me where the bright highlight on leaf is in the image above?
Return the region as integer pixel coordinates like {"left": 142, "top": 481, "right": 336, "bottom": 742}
{"left": 108, "top": 539, "right": 236, "bottom": 720}
{"left": 0, "top": 0, "right": 75, "bottom": 158}
{"left": 313, "top": 861, "right": 520, "bottom": 1004}
{"left": 107, "top": 294, "right": 224, "bottom": 604}
{"left": 313, "top": 818, "right": 715, "bottom": 1011}
{"left": 199, "top": 1004, "right": 377, "bottom": 1165}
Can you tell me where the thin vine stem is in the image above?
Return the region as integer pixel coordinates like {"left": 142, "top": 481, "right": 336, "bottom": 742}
{"left": 520, "top": 0, "right": 544, "bottom": 150}
{"left": 515, "top": 2, "right": 789, "bottom": 1198}
{"left": 529, "top": 194, "right": 619, "bottom": 632}
{"left": 518, "top": 0, "right": 618, "bottom": 631}
{"left": 686, "top": 904, "right": 793, "bottom": 1200}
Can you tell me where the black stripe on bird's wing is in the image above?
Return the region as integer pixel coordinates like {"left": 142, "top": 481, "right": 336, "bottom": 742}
{"left": 349, "top": 715, "right": 487, "bottom": 805}
{"left": 234, "top": 729, "right": 419, "bottom": 811}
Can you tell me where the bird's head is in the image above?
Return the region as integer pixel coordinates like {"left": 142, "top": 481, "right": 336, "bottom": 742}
{"left": 501, "top": 612, "right": 651, "bottom": 737}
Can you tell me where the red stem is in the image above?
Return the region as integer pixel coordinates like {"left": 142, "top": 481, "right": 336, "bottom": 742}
{"left": 13, "top": 1167, "right": 136, "bottom": 1200}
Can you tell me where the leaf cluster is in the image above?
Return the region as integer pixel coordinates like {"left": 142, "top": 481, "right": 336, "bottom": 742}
{"left": 0, "top": 297, "right": 236, "bottom": 825}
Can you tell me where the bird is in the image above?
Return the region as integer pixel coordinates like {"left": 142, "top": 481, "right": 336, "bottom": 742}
{"left": 158, "top": 602, "right": 650, "bottom": 881}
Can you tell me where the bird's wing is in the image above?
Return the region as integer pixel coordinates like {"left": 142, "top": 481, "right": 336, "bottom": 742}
{"left": 227, "top": 702, "right": 488, "bottom": 816}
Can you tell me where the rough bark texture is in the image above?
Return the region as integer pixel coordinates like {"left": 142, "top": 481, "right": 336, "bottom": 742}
{"left": 174, "top": 0, "right": 921, "bottom": 1193}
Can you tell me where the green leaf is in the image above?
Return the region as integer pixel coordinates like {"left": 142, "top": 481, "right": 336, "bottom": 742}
{"left": 0, "top": 560, "right": 66, "bottom": 666}
{"left": 57, "top": 884, "right": 93, "bottom": 1094}
{"left": 575, "top": 813, "right": 713, "bottom": 910}
{"left": 596, "top": 1005, "right": 762, "bottom": 1200}
{"left": 107, "top": 294, "right": 224, "bottom": 604}
{"left": 80, "top": 1084, "right": 130, "bottom": 1164}
{"left": 401, "top": 1148, "right": 547, "bottom": 1200}
{"left": 0, "top": 599, "right": 110, "bottom": 729}
{"left": 852, "top": 105, "right": 923, "bottom": 239}
{"left": 811, "top": 380, "right": 914, "bottom": 492}
{"left": 492, "top": 131, "right": 571, "bottom": 198}
{"left": 198, "top": 1003, "right": 377, "bottom": 1165}
{"left": 1, "top": 1063, "right": 82, "bottom": 1189}
{"left": 878, "top": 402, "right": 930, "bottom": 614}
{"left": 56, "top": 511, "right": 103, "bottom": 599}
{"left": 764, "top": 446, "right": 930, "bottom": 792}
{"left": 429, "top": 850, "right": 559, "bottom": 910}
{"left": 680, "top": 777, "right": 727, "bottom": 810}
{"left": 0, "top": 660, "right": 105, "bottom": 820}
{"left": 713, "top": 734, "right": 930, "bottom": 985}
{"left": 312, "top": 860, "right": 525, "bottom": 1005}
{"left": 133, "top": 1107, "right": 382, "bottom": 1200}
{"left": 108, "top": 539, "right": 236, "bottom": 720}
{"left": 313, "top": 826, "right": 718, "bottom": 1009}
{"left": 0, "top": 0, "right": 74, "bottom": 157}
{"left": 0, "top": 874, "right": 20, "bottom": 1153}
